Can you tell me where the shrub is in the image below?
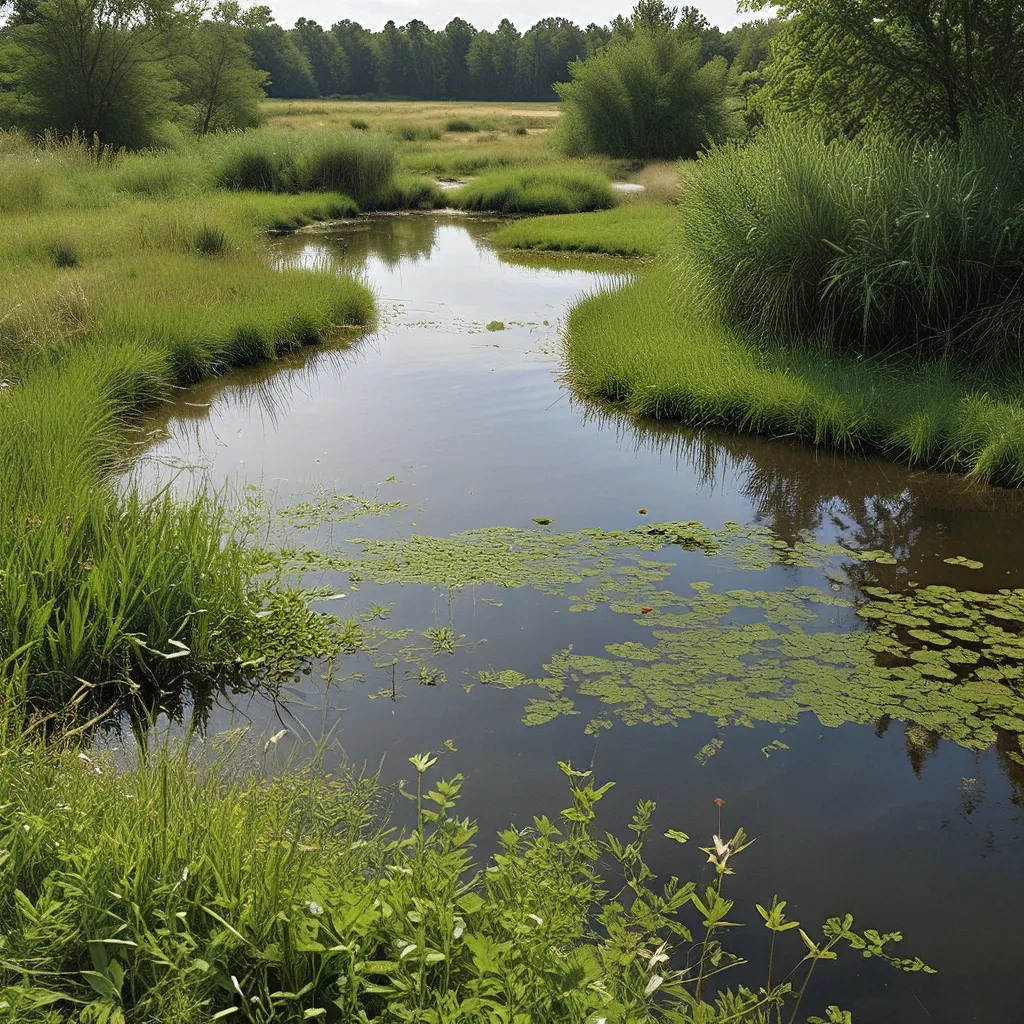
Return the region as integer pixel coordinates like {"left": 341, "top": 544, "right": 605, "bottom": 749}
{"left": 446, "top": 117, "right": 479, "bottom": 132}
{"left": 556, "top": 30, "right": 729, "bottom": 159}
{"left": 451, "top": 168, "right": 615, "bottom": 214}
{"left": 350, "top": 118, "right": 369, "bottom": 130}
{"left": 677, "top": 121, "right": 1024, "bottom": 362}
{"left": 214, "top": 141, "right": 293, "bottom": 192}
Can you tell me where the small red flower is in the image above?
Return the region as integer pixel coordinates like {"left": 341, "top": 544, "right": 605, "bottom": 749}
{"left": 713, "top": 797, "right": 725, "bottom": 808}
{"left": 640, "top": 606, "right": 653, "bottom": 614}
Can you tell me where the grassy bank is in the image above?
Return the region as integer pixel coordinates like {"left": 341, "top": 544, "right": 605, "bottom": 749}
{"left": 492, "top": 204, "right": 676, "bottom": 256}
{"left": 0, "top": 741, "right": 926, "bottom": 1023}
{"left": 565, "top": 267, "right": 1024, "bottom": 486}
{"left": 0, "top": 133, "right": 384, "bottom": 716}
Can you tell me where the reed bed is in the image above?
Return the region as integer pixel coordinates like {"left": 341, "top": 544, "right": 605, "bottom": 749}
{"left": 0, "top": 134, "right": 378, "bottom": 712}
{"left": 450, "top": 167, "right": 614, "bottom": 214}
{"left": 677, "top": 123, "right": 1024, "bottom": 363}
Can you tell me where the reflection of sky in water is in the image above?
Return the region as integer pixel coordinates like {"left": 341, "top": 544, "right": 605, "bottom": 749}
{"left": 126, "top": 215, "right": 1024, "bottom": 1023}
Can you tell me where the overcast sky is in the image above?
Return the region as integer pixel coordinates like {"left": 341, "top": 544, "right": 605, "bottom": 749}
{"left": 267, "top": 1, "right": 755, "bottom": 33}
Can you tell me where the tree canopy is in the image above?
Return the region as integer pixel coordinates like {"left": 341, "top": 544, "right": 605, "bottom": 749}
{"left": 751, "top": 0, "right": 1024, "bottom": 138}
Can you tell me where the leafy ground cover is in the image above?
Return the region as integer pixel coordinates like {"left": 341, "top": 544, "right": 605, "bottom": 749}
{"left": 0, "top": 740, "right": 929, "bottom": 1023}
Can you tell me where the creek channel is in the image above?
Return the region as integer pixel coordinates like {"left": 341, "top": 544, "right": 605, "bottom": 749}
{"left": 130, "top": 213, "right": 1024, "bottom": 1022}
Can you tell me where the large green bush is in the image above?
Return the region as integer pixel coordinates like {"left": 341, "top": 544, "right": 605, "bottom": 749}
{"left": 555, "top": 30, "right": 729, "bottom": 159}
{"left": 677, "top": 122, "right": 1024, "bottom": 362}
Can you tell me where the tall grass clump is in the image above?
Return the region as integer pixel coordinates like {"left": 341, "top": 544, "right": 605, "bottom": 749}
{"left": 294, "top": 132, "right": 396, "bottom": 205}
{"left": 0, "top": 746, "right": 929, "bottom": 1022}
{"left": 556, "top": 30, "right": 729, "bottom": 159}
{"left": 452, "top": 167, "right": 615, "bottom": 214}
{"left": 213, "top": 130, "right": 397, "bottom": 206}
{"left": 678, "top": 121, "right": 1024, "bottom": 363}
{"left": 213, "top": 138, "right": 296, "bottom": 193}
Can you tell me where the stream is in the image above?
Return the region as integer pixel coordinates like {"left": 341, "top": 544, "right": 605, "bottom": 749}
{"left": 129, "top": 213, "right": 1024, "bottom": 1022}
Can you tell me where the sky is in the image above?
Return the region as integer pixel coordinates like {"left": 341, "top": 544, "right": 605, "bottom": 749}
{"left": 266, "top": 0, "right": 755, "bottom": 33}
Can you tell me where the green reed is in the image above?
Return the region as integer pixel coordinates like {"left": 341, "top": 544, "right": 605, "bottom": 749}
{"left": 450, "top": 167, "right": 615, "bottom": 214}
{"left": 676, "top": 121, "right": 1024, "bottom": 364}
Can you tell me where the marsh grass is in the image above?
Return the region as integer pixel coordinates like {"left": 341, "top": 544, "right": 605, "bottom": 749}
{"left": 451, "top": 167, "right": 614, "bottom": 214}
{"left": 0, "top": 138, "right": 376, "bottom": 709}
{"left": 565, "top": 266, "right": 1024, "bottom": 486}
{"left": 0, "top": 744, "right": 928, "bottom": 1023}
{"left": 49, "top": 237, "right": 80, "bottom": 267}
{"left": 212, "top": 129, "right": 396, "bottom": 207}
{"left": 491, "top": 204, "right": 676, "bottom": 257}
{"left": 678, "top": 123, "right": 1024, "bottom": 363}
{"left": 445, "top": 117, "right": 479, "bottom": 132}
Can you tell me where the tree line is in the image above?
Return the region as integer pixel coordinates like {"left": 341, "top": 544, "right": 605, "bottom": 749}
{"left": 245, "top": 3, "right": 775, "bottom": 102}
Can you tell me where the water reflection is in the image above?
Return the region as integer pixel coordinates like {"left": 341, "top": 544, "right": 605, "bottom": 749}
{"left": 586, "top": 405, "right": 1024, "bottom": 591}
{"left": 126, "top": 215, "right": 1024, "bottom": 1022}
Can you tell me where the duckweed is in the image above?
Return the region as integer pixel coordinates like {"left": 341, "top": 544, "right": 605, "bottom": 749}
{"left": 271, "top": 519, "right": 1024, "bottom": 752}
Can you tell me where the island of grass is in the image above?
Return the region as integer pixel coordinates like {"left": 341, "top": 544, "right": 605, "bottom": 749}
{"left": 491, "top": 203, "right": 677, "bottom": 257}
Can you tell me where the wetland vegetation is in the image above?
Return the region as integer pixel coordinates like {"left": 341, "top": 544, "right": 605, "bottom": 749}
{"left": 1, "top": 0, "right": 1023, "bottom": 1018}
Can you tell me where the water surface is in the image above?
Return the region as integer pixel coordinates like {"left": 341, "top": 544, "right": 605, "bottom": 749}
{"left": 131, "top": 214, "right": 1024, "bottom": 1023}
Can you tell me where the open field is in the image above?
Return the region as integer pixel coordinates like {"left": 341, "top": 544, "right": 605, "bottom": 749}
{"left": 263, "top": 98, "right": 644, "bottom": 181}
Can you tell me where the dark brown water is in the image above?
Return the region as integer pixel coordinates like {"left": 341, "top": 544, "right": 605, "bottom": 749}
{"left": 131, "top": 214, "right": 1024, "bottom": 1023}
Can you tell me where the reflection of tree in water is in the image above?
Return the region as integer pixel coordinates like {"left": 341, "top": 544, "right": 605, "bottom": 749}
{"left": 274, "top": 214, "right": 440, "bottom": 272}
{"left": 126, "top": 339, "right": 367, "bottom": 475}
{"left": 577, "top": 402, "right": 1024, "bottom": 787}
{"left": 582, "top": 404, "right": 1024, "bottom": 588}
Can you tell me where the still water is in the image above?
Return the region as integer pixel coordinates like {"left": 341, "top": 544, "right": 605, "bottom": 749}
{"left": 131, "top": 214, "right": 1024, "bottom": 1022}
